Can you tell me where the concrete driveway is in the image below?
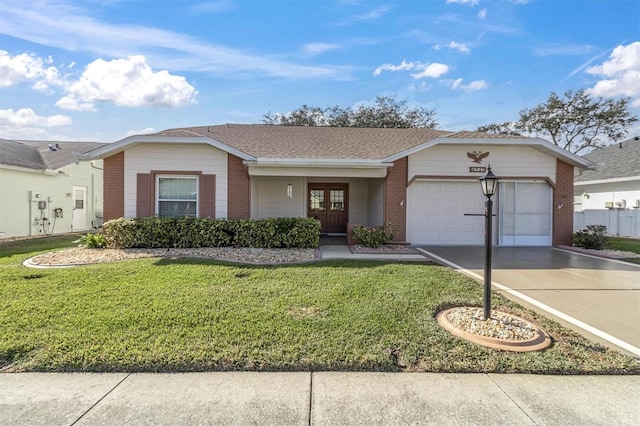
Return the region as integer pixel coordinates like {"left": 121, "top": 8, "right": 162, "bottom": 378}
{"left": 418, "top": 247, "right": 640, "bottom": 357}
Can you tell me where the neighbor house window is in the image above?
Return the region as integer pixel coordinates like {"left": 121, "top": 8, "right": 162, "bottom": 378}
{"left": 156, "top": 175, "right": 198, "bottom": 217}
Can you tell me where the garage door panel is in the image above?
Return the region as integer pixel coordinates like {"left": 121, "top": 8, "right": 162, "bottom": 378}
{"left": 408, "top": 179, "right": 553, "bottom": 246}
{"left": 407, "top": 214, "right": 423, "bottom": 226}
{"left": 407, "top": 182, "right": 485, "bottom": 245}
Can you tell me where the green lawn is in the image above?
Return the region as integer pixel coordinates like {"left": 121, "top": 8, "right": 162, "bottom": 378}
{"left": 1, "top": 235, "right": 639, "bottom": 374}
{"left": 608, "top": 237, "right": 640, "bottom": 264}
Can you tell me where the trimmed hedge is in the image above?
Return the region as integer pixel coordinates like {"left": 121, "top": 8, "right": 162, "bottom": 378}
{"left": 352, "top": 223, "right": 395, "bottom": 248}
{"left": 102, "top": 217, "right": 321, "bottom": 249}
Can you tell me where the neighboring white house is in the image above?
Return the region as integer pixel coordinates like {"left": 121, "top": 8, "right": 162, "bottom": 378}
{"left": 574, "top": 136, "right": 640, "bottom": 237}
{"left": 0, "top": 139, "right": 107, "bottom": 239}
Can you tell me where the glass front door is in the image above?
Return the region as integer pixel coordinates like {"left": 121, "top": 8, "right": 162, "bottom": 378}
{"left": 308, "top": 183, "right": 348, "bottom": 234}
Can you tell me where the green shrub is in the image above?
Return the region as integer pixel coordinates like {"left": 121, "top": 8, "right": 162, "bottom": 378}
{"left": 102, "top": 217, "right": 320, "bottom": 249}
{"left": 573, "top": 225, "right": 609, "bottom": 250}
{"left": 352, "top": 223, "right": 395, "bottom": 248}
{"left": 75, "top": 232, "right": 107, "bottom": 249}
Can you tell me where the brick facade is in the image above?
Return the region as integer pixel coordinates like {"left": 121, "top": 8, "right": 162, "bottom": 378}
{"left": 553, "top": 159, "right": 574, "bottom": 246}
{"left": 384, "top": 157, "right": 408, "bottom": 242}
{"left": 227, "top": 154, "right": 250, "bottom": 218}
{"left": 103, "top": 152, "right": 124, "bottom": 221}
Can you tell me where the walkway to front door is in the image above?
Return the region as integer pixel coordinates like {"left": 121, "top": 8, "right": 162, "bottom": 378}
{"left": 308, "top": 183, "right": 348, "bottom": 234}
{"left": 319, "top": 236, "right": 347, "bottom": 246}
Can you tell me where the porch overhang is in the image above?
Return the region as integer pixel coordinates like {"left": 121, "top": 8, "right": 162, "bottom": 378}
{"left": 245, "top": 158, "right": 391, "bottom": 178}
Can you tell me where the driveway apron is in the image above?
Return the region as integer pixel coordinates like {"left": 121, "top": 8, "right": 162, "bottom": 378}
{"left": 419, "top": 247, "right": 640, "bottom": 357}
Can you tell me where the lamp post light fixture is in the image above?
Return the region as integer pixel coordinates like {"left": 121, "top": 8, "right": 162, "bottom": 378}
{"left": 478, "top": 165, "right": 499, "bottom": 320}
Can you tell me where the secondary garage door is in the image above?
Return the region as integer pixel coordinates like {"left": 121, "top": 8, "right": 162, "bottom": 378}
{"left": 407, "top": 181, "right": 487, "bottom": 245}
{"left": 499, "top": 182, "right": 552, "bottom": 246}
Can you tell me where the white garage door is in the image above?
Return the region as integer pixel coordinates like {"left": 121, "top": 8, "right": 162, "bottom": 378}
{"left": 407, "top": 181, "right": 487, "bottom": 245}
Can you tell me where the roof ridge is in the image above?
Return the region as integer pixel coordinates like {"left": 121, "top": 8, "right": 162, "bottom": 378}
{"left": 181, "top": 129, "right": 207, "bottom": 137}
{"left": 444, "top": 130, "right": 467, "bottom": 138}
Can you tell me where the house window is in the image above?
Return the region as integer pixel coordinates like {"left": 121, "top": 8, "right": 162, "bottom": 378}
{"left": 156, "top": 175, "right": 198, "bottom": 217}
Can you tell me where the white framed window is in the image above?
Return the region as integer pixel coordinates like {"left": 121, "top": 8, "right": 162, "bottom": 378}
{"left": 156, "top": 175, "right": 199, "bottom": 217}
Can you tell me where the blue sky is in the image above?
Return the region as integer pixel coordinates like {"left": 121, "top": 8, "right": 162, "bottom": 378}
{"left": 1, "top": 0, "right": 639, "bottom": 142}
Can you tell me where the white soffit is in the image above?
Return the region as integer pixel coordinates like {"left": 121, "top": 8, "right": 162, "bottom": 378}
{"left": 247, "top": 164, "right": 387, "bottom": 178}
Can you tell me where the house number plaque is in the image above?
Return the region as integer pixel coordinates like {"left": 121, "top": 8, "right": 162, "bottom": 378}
{"left": 469, "top": 166, "right": 487, "bottom": 173}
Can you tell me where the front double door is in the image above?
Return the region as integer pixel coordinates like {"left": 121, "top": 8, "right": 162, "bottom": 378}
{"left": 308, "top": 183, "right": 348, "bottom": 234}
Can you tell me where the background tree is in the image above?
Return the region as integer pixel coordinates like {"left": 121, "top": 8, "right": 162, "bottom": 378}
{"left": 477, "top": 89, "right": 638, "bottom": 153}
{"left": 476, "top": 122, "right": 521, "bottom": 136}
{"left": 262, "top": 95, "right": 438, "bottom": 128}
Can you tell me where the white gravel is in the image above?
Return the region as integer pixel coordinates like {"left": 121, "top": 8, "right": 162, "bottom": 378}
{"left": 446, "top": 307, "right": 538, "bottom": 341}
{"left": 29, "top": 247, "right": 318, "bottom": 266}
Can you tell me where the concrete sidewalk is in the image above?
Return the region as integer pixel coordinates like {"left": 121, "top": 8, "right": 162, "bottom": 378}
{"left": 1, "top": 372, "right": 639, "bottom": 425}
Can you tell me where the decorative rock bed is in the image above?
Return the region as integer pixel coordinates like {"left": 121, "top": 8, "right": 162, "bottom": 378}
{"left": 25, "top": 247, "right": 318, "bottom": 267}
{"left": 436, "top": 307, "right": 552, "bottom": 352}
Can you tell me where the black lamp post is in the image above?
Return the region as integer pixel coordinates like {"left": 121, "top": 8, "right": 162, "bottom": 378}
{"left": 478, "top": 166, "right": 499, "bottom": 320}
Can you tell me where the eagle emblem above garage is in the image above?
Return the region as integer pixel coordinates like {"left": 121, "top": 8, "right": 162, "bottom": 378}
{"left": 466, "top": 150, "right": 490, "bottom": 163}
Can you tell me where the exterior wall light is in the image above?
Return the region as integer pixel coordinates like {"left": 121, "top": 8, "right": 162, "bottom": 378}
{"left": 479, "top": 165, "right": 498, "bottom": 197}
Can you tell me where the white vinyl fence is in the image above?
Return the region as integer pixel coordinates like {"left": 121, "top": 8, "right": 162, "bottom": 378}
{"left": 574, "top": 209, "right": 640, "bottom": 238}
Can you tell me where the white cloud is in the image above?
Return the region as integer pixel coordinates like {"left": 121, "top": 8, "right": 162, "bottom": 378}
{"left": 0, "top": 1, "right": 347, "bottom": 80}
{"left": 0, "top": 50, "right": 44, "bottom": 86}
{"left": 451, "top": 78, "right": 488, "bottom": 91}
{"left": 55, "top": 96, "right": 96, "bottom": 112}
{"left": 409, "top": 81, "right": 430, "bottom": 92}
{"left": 586, "top": 42, "right": 640, "bottom": 108}
{"left": 435, "top": 41, "right": 471, "bottom": 54}
{"left": 412, "top": 63, "right": 450, "bottom": 79}
{"left": 336, "top": 6, "right": 392, "bottom": 26}
{"left": 0, "top": 107, "right": 72, "bottom": 127}
{"left": 446, "top": 0, "right": 480, "bottom": 6}
{"left": 303, "top": 43, "right": 341, "bottom": 56}
{"left": 125, "top": 127, "right": 156, "bottom": 137}
{"left": 373, "top": 60, "right": 415, "bottom": 76}
{"left": 478, "top": 8, "right": 487, "bottom": 19}
{"left": 57, "top": 55, "right": 198, "bottom": 111}
{"left": 373, "top": 61, "right": 450, "bottom": 79}
{"left": 0, "top": 50, "right": 63, "bottom": 90}
{"left": 533, "top": 43, "right": 596, "bottom": 57}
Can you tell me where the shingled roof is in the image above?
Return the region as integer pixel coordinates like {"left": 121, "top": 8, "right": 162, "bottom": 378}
{"left": 148, "top": 124, "right": 455, "bottom": 160}
{"left": 575, "top": 137, "right": 640, "bottom": 182}
{"left": 86, "top": 124, "right": 591, "bottom": 168}
{"left": 0, "top": 139, "right": 108, "bottom": 171}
